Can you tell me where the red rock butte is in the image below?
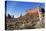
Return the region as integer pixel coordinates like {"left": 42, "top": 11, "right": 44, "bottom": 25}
{"left": 26, "top": 7, "right": 42, "bottom": 16}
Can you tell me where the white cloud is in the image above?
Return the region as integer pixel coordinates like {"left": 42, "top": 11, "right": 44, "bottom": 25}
{"left": 14, "top": 15, "right": 20, "bottom": 18}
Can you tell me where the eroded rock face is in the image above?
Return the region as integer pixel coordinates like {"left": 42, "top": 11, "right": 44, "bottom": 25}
{"left": 6, "top": 7, "right": 45, "bottom": 30}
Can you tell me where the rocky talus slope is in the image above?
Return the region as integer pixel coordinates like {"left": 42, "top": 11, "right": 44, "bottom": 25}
{"left": 6, "top": 13, "right": 45, "bottom": 30}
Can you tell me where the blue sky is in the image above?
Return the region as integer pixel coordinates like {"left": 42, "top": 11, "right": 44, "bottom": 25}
{"left": 6, "top": 1, "right": 45, "bottom": 18}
